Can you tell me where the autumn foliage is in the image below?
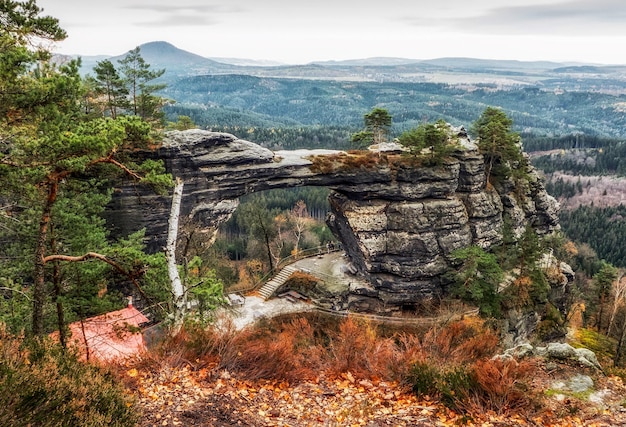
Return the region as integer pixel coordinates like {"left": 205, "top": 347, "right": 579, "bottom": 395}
{"left": 142, "top": 313, "right": 544, "bottom": 417}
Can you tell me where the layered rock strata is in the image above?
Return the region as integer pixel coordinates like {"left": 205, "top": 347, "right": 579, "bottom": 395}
{"left": 107, "top": 128, "right": 559, "bottom": 312}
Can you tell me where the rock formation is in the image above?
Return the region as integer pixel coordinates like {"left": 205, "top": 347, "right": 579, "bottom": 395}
{"left": 107, "top": 128, "right": 560, "bottom": 312}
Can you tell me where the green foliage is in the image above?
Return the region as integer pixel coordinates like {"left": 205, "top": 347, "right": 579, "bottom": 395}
{"left": 349, "top": 130, "right": 374, "bottom": 148}
{"left": 166, "top": 115, "right": 196, "bottom": 130}
{"left": 0, "top": 0, "right": 67, "bottom": 127}
{"left": 531, "top": 140, "right": 626, "bottom": 177}
{"left": 351, "top": 107, "right": 392, "bottom": 146}
{"left": 447, "top": 245, "right": 503, "bottom": 317}
{"left": 407, "top": 361, "right": 440, "bottom": 396}
{"left": 89, "top": 59, "right": 128, "bottom": 118}
{"left": 408, "top": 362, "right": 476, "bottom": 410}
{"left": 398, "top": 119, "right": 458, "bottom": 165}
{"left": 0, "top": 332, "right": 137, "bottom": 427}
{"left": 310, "top": 222, "right": 335, "bottom": 245}
{"left": 1, "top": 2, "right": 173, "bottom": 335}
{"left": 118, "top": 46, "right": 167, "bottom": 124}
{"left": 106, "top": 230, "right": 170, "bottom": 317}
{"left": 163, "top": 73, "right": 626, "bottom": 138}
{"left": 471, "top": 107, "right": 525, "bottom": 186}
{"left": 185, "top": 256, "right": 226, "bottom": 321}
{"left": 0, "top": 279, "right": 31, "bottom": 334}
{"left": 570, "top": 328, "right": 616, "bottom": 362}
{"left": 588, "top": 261, "right": 619, "bottom": 331}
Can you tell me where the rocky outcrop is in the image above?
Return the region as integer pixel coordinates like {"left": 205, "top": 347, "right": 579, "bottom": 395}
{"left": 107, "top": 128, "right": 560, "bottom": 312}
{"left": 498, "top": 342, "right": 602, "bottom": 371}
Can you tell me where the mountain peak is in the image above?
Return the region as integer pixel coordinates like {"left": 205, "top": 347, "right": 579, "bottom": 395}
{"left": 132, "top": 41, "right": 211, "bottom": 62}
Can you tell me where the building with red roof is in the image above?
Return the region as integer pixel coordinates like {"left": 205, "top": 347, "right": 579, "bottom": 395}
{"left": 53, "top": 297, "right": 149, "bottom": 362}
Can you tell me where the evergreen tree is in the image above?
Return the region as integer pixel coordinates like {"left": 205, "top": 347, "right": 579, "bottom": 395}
{"left": 90, "top": 59, "right": 128, "bottom": 118}
{"left": 471, "top": 107, "right": 524, "bottom": 186}
{"left": 236, "top": 200, "right": 279, "bottom": 271}
{"left": 0, "top": 2, "right": 172, "bottom": 335}
{"left": 118, "top": 47, "right": 167, "bottom": 123}
{"left": 447, "top": 245, "right": 503, "bottom": 317}
{"left": 350, "top": 107, "right": 392, "bottom": 147}
{"left": 398, "top": 119, "right": 457, "bottom": 165}
{"left": 592, "top": 262, "right": 618, "bottom": 333}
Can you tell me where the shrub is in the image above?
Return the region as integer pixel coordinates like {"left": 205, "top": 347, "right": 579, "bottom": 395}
{"left": 421, "top": 317, "right": 499, "bottom": 364}
{"left": 407, "top": 360, "right": 440, "bottom": 397}
{"left": 0, "top": 330, "right": 137, "bottom": 427}
{"left": 327, "top": 317, "right": 397, "bottom": 379}
{"left": 407, "top": 357, "right": 538, "bottom": 414}
{"left": 471, "top": 358, "right": 538, "bottom": 414}
{"left": 570, "top": 327, "right": 615, "bottom": 362}
{"left": 280, "top": 271, "right": 321, "bottom": 293}
{"left": 407, "top": 361, "right": 475, "bottom": 411}
{"left": 214, "top": 317, "right": 322, "bottom": 381}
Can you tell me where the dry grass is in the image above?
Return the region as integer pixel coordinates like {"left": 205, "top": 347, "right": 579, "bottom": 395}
{"left": 136, "top": 314, "right": 544, "bottom": 417}
{"left": 471, "top": 358, "right": 539, "bottom": 414}
{"left": 327, "top": 317, "right": 397, "bottom": 378}
{"left": 307, "top": 151, "right": 384, "bottom": 174}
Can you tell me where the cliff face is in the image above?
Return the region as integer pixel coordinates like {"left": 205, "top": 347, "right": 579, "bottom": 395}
{"left": 326, "top": 141, "right": 560, "bottom": 312}
{"left": 108, "top": 128, "right": 560, "bottom": 311}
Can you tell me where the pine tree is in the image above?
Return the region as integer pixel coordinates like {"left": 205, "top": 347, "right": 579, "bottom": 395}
{"left": 90, "top": 59, "right": 129, "bottom": 118}
{"left": 447, "top": 245, "right": 503, "bottom": 317}
{"left": 1, "top": 2, "right": 172, "bottom": 335}
{"left": 471, "top": 107, "right": 524, "bottom": 186}
{"left": 118, "top": 47, "right": 167, "bottom": 123}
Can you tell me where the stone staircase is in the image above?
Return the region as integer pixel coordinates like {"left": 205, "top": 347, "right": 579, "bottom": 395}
{"left": 257, "top": 265, "right": 298, "bottom": 300}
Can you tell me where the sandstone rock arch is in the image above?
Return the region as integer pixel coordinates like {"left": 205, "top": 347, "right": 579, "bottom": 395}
{"left": 107, "top": 129, "right": 559, "bottom": 312}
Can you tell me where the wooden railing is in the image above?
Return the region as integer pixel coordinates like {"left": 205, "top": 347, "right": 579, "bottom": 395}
{"left": 226, "top": 244, "right": 342, "bottom": 295}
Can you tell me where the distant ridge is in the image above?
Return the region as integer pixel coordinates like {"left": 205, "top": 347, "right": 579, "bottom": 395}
{"left": 420, "top": 57, "right": 582, "bottom": 70}
{"left": 311, "top": 57, "right": 421, "bottom": 66}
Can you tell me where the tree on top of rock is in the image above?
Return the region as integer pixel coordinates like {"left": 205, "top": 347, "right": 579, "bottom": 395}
{"left": 471, "top": 107, "right": 524, "bottom": 187}
{"left": 118, "top": 47, "right": 167, "bottom": 124}
{"left": 351, "top": 107, "right": 392, "bottom": 147}
{"left": 398, "top": 119, "right": 458, "bottom": 165}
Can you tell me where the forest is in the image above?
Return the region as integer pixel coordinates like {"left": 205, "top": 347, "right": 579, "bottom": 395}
{"left": 163, "top": 74, "right": 626, "bottom": 138}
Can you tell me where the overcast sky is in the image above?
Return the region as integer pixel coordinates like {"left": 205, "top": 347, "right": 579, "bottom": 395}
{"left": 38, "top": 0, "right": 626, "bottom": 64}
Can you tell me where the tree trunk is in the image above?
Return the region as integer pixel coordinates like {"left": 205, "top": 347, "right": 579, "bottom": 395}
{"left": 255, "top": 210, "right": 274, "bottom": 271}
{"left": 49, "top": 224, "right": 67, "bottom": 349}
{"left": 32, "top": 180, "right": 59, "bottom": 335}
{"left": 166, "top": 178, "right": 185, "bottom": 333}
{"left": 608, "top": 275, "right": 626, "bottom": 335}
{"left": 614, "top": 314, "right": 626, "bottom": 366}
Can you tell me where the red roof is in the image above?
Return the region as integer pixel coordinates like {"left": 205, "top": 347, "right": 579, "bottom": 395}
{"left": 53, "top": 304, "right": 149, "bottom": 362}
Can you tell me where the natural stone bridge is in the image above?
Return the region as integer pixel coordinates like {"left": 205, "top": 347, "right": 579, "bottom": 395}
{"left": 108, "top": 128, "right": 559, "bottom": 313}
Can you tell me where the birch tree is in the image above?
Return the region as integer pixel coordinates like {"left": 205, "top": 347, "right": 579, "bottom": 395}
{"left": 166, "top": 178, "right": 185, "bottom": 332}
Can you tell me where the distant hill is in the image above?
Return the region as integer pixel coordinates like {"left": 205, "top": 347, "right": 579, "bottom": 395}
{"left": 108, "top": 41, "right": 233, "bottom": 76}
{"left": 72, "top": 41, "right": 241, "bottom": 78}
{"left": 420, "top": 57, "right": 578, "bottom": 71}
{"left": 552, "top": 65, "right": 626, "bottom": 74}
{"left": 71, "top": 40, "right": 622, "bottom": 86}
{"left": 311, "top": 57, "right": 421, "bottom": 66}
{"left": 209, "top": 57, "right": 285, "bottom": 67}
{"left": 111, "top": 41, "right": 219, "bottom": 65}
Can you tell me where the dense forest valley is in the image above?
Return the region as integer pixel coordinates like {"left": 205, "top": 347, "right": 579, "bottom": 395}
{"left": 5, "top": 2, "right": 626, "bottom": 425}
